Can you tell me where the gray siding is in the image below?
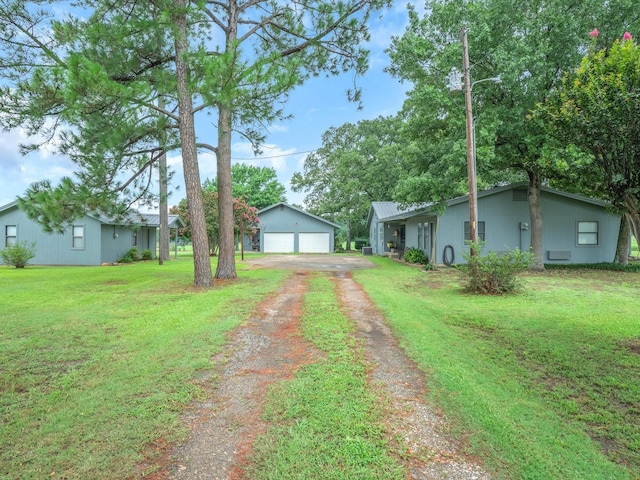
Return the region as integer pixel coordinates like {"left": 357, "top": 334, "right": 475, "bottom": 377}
{"left": 433, "top": 188, "right": 620, "bottom": 264}
{"left": 1, "top": 204, "right": 160, "bottom": 266}
{"left": 368, "top": 185, "right": 622, "bottom": 265}
{"left": 258, "top": 204, "right": 336, "bottom": 253}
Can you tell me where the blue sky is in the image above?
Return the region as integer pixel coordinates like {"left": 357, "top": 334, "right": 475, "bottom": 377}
{"left": 0, "top": 2, "right": 416, "bottom": 209}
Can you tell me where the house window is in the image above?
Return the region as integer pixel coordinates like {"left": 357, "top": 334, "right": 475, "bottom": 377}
{"left": 577, "top": 221, "right": 598, "bottom": 245}
{"left": 464, "top": 221, "right": 486, "bottom": 242}
{"left": 5, "top": 225, "right": 17, "bottom": 247}
{"left": 72, "top": 225, "right": 85, "bottom": 249}
{"left": 418, "top": 223, "right": 423, "bottom": 249}
{"left": 132, "top": 230, "right": 138, "bottom": 246}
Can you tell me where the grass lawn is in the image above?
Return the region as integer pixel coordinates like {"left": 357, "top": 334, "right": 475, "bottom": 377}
{"left": 0, "top": 256, "right": 286, "bottom": 479}
{"left": 2, "top": 254, "right": 639, "bottom": 479}
{"left": 355, "top": 258, "right": 640, "bottom": 479}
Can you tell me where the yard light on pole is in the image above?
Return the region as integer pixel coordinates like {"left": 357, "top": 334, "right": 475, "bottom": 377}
{"left": 447, "top": 28, "right": 501, "bottom": 256}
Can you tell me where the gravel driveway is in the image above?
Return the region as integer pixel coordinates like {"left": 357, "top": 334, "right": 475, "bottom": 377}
{"left": 144, "top": 259, "right": 489, "bottom": 479}
{"left": 243, "top": 253, "right": 377, "bottom": 271}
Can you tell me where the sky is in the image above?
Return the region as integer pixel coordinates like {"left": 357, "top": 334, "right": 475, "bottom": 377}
{"left": 0, "top": 2, "right": 417, "bottom": 210}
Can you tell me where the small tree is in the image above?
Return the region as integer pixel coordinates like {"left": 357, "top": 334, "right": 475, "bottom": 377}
{"left": 458, "top": 242, "right": 534, "bottom": 295}
{"left": 1, "top": 241, "right": 37, "bottom": 268}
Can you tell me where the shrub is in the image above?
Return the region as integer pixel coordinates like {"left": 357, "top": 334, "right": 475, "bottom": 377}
{"left": 458, "top": 241, "right": 534, "bottom": 295}
{"left": 354, "top": 239, "right": 368, "bottom": 250}
{"left": 118, "top": 253, "right": 134, "bottom": 263}
{"left": 1, "top": 241, "right": 37, "bottom": 268}
{"left": 141, "top": 249, "right": 153, "bottom": 260}
{"left": 126, "top": 248, "right": 141, "bottom": 262}
{"left": 403, "top": 247, "right": 429, "bottom": 265}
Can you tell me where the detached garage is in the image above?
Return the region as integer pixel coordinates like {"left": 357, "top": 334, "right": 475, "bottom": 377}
{"left": 256, "top": 203, "right": 339, "bottom": 254}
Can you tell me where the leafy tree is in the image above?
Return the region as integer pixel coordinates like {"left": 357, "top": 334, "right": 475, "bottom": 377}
{"left": 291, "top": 116, "right": 406, "bottom": 248}
{"left": 171, "top": 190, "right": 220, "bottom": 256}
{"left": 0, "top": 0, "right": 390, "bottom": 286}
{"left": 386, "top": 0, "right": 640, "bottom": 270}
{"left": 537, "top": 33, "right": 640, "bottom": 264}
{"left": 203, "top": 164, "right": 286, "bottom": 211}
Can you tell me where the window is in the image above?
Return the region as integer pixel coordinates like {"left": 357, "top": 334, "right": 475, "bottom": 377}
{"left": 577, "top": 221, "right": 598, "bottom": 245}
{"left": 417, "top": 223, "right": 423, "bottom": 249}
{"left": 72, "top": 225, "right": 85, "bottom": 249}
{"left": 5, "top": 225, "right": 17, "bottom": 247}
{"left": 464, "top": 221, "right": 486, "bottom": 242}
{"left": 132, "top": 230, "right": 138, "bottom": 246}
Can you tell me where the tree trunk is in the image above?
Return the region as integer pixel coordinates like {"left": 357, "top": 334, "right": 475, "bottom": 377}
{"left": 614, "top": 215, "right": 629, "bottom": 265}
{"left": 215, "top": 103, "right": 237, "bottom": 279}
{"left": 158, "top": 96, "right": 170, "bottom": 264}
{"left": 173, "top": 0, "right": 213, "bottom": 287}
{"left": 346, "top": 219, "right": 351, "bottom": 251}
{"left": 528, "top": 170, "right": 545, "bottom": 271}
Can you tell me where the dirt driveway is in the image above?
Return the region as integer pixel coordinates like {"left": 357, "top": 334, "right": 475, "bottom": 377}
{"left": 144, "top": 258, "right": 489, "bottom": 479}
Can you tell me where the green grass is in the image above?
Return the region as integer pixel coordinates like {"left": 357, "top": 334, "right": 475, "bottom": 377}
{"left": 354, "top": 258, "right": 640, "bottom": 480}
{"left": 0, "top": 257, "right": 285, "bottom": 479}
{"left": 246, "top": 274, "right": 405, "bottom": 479}
{"left": 4, "top": 254, "right": 640, "bottom": 479}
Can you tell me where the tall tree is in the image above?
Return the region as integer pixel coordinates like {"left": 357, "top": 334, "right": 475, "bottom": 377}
{"left": 291, "top": 116, "right": 406, "bottom": 246}
{"left": 0, "top": 0, "right": 391, "bottom": 286}
{"left": 203, "top": 164, "right": 286, "bottom": 211}
{"left": 537, "top": 33, "right": 640, "bottom": 263}
{"left": 387, "top": 0, "right": 640, "bottom": 270}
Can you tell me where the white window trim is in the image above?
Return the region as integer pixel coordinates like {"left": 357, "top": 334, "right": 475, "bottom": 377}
{"left": 72, "top": 225, "right": 85, "bottom": 250}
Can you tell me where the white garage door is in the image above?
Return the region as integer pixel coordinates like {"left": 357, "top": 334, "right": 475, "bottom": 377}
{"left": 299, "top": 233, "right": 331, "bottom": 253}
{"left": 263, "top": 233, "right": 294, "bottom": 253}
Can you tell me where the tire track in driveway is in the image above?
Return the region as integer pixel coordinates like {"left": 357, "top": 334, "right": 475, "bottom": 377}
{"left": 154, "top": 272, "right": 322, "bottom": 480}
{"left": 332, "top": 271, "right": 491, "bottom": 480}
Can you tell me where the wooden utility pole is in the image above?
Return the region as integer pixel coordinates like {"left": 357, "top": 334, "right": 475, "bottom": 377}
{"left": 461, "top": 27, "right": 478, "bottom": 254}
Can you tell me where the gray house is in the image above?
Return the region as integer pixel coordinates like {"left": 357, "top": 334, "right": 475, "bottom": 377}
{"left": 367, "top": 183, "right": 622, "bottom": 265}
{"left": 254, "top": 202, "right": 339, "bottom": 253}
{"left": 0, "top": 200, "right": 184, "bottom": 265}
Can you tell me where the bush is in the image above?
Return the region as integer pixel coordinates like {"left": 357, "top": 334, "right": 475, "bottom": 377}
{"left": 126, "top": 248, "right": 141, "bottom": 261}
{"left": 1, "top": 241, "right": 37, "bottom": 268}
{"left": 141, "top": 249, "right": 153, "bottom": 260}
{"left": 458, "top": 242, "right": 534, "bottom": 295}
{"left": 354, "top": 239, "right": 368, "bottom": 250}
{"left": 403, "top": 247, "right": 429, "bottom": 265}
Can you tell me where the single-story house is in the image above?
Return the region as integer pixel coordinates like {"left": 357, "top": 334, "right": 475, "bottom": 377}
{"left": 0, "top": 200, "right": 184, "bottom": 265}
{"left": 366, "top": 183, "right": 623, "bottom": 265}
{"left": 252, "top": 202, "right": 339, "bottom": 253}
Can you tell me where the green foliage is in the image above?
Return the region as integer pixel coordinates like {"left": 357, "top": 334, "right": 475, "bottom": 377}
{"left": 291, "top": 116, "right": 407, "bottom": 240}
{"left": 1, "top": 241, "right": 37, "bottom": 268}
{"left": 203, "top": 164, "right": 286, "bottom": 210}
{"left": 141, "top": 249, "right": 153, "bottom": 260}
{"left": 458, "top": 242, "right": 534, "bottom": 294}
{"left": 354, "top": 239, "right": 368, "bottom": 250}
{"left": 545, "top": 262, "right": 640, "bottom": 272}
{"left": 537, "top": 35, "right": 640, "bottom": 215}
{"left": 402, "top": 246, "right": 428, "bottom": 265}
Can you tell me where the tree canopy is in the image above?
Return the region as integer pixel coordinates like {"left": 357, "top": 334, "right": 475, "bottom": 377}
{"left": 385, "top": 0, "right": 640, "bottom": 269}
{"left": 537, "top": 33, "right": 640, "bottom": 252}
{"left": 202, "top": 164, "right": 286, "bottom": 211}
{"left": 0, "top": 0, "right": 391, "bottom": 286}
{"left": 291, "top": 116, "right": 406, "bottom": 243}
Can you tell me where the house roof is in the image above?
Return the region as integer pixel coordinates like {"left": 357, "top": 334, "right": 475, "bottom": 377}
{"left": 0, "top": 200, "right": 184, "bottom": 228}
{"left": 258, "top": 202, "right": 340, "bottom": 228}
{"left": 371, "top": 182, "right": 611, "bottom": 223}
{"left": 365, "top": 201, "right": 425, "bottom": 228}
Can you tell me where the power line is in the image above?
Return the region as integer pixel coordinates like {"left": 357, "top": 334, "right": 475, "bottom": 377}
{"left": 231, "top": 149, "right": 317, "bottom": 161}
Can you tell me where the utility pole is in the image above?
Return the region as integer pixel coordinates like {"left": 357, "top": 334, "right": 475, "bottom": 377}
{"left": 461, "top": 27, "right": 478, "bottom": 255}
